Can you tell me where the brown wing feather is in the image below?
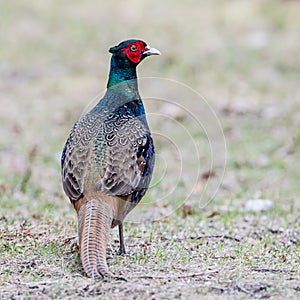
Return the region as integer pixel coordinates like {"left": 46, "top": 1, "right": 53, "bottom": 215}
{"left": 95, "top": 116, "right": 148, "bottom": 196}
{"left": 61, "top": 112, "right": 101, "bottom": 201}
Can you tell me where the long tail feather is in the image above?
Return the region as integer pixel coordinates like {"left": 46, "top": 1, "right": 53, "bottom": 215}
{"left": 78, "top": 199, "right": 115, "bottom": 279}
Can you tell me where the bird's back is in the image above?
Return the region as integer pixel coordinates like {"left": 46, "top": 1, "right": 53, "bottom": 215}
{"left": 61, "top": 87, "right": 155, "bottom": 219}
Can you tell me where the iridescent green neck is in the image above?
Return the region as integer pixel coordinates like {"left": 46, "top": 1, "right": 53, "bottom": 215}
{"left": 107, "top": 55, "right": 138, "bottom": 88}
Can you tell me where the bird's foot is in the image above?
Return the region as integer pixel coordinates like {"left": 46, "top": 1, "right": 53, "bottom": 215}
{"left": 117, "top": 247, "right": 126, "bottom": 256}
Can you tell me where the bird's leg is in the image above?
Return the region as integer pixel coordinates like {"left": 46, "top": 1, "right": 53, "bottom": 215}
{"left": 117, "top": 223, "right": 126, "bottom": 255}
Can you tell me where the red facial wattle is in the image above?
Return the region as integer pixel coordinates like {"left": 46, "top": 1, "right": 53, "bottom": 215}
{"left": 122, "top": 42, "right": 146, "bottom": 64}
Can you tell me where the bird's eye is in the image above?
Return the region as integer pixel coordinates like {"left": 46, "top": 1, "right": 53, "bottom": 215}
{"left": 130, "top": 44, "right": 138, "bottom": 51}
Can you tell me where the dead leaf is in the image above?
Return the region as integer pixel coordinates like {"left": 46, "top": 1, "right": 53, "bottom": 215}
{"left": 201, "top": 170, "right": 215, "bottom": 180}
{"left": 0, "top": 183, "right": 11, "bottom": 194}
{"left": 181, "top": 204, "right": 192, "bottom": 218}
{"left": 206, "top": 211, "right": 219, "bottom": 218}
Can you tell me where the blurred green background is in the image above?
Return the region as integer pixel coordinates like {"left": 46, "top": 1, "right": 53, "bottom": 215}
{"left": 0, "top": 0, "right": 299, "bottom": 298}
{"left": 1, "top": 0, "right": 299, "bottom": 212}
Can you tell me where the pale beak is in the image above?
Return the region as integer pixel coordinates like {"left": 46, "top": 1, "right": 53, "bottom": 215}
{"left": 143, "top": 45, "right": 161, "bottom": 56}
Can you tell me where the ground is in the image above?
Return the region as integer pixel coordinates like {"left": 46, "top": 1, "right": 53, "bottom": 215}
{"left": 0, "top": 0, "right": 299, "bottom": 299}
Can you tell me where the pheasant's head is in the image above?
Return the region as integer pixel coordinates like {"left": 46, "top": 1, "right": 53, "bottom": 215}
{"left": 109, "top": 39, "right": 161, "bottom": 65}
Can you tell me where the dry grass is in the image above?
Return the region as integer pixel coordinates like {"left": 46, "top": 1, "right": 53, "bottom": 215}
{"left": 0, "top": 0, "right": 300, "bottom": 299}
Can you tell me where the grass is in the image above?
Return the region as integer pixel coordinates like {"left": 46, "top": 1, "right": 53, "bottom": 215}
{"left": 0, "top": 0, "right": 300, "bottom": 299}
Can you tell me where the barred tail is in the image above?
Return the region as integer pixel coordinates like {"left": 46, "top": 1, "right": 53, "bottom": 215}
{"left": 78, "top": 199, "right": 115, "bottom": 279}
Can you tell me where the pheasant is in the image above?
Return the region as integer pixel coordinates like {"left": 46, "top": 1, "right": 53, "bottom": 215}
{"left": 61, "top": 39, "right": 160, "bottom": 279}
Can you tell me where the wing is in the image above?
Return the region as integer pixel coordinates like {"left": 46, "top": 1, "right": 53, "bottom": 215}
{"left": 130, "top": 132, "right": 155, "bottom": 203}
{"left": 95, "top": 112, "right": 155, "bottom": 198}
{"left": 61, "top": 112, "right": 102, "bottom": 202}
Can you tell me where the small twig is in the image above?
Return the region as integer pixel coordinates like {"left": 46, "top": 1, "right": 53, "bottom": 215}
{"left": 22, "top": 225, "right": 38, "bottom": 237}
{"left": 235, "top": 284, "right": 251, "bottom": 295}
{"left": 251, "top": 267, "right": 295, "bottom": 274}
{"left": 130, "top": 270, "right": 218, "bottom": 280}
{"left": 191, "top": 235, "right": 241, "bottom": 242}
{"left": 22, "top": 280, "right": 61, "bottom": 287}
{"left": 62, "top": 235, "right": 78, "bottom": 245}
